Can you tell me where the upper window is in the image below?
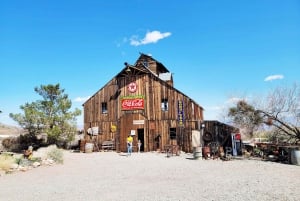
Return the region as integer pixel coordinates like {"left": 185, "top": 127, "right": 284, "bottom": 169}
{"left": 101, "top": 102, "right": 108, "bottom": 114}
{"left": 161, "top": 98, "right": 168, "bottom": 111}
{"left": 143, "top": 60, "right": 148, "bottom": 67}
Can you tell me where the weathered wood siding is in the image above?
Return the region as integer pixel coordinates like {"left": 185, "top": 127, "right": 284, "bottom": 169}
{"left": 203, "top": 120, "right": 239, "bottom": 147}
{"left": 83, "top": 56, "right": 204, "bottom": 153}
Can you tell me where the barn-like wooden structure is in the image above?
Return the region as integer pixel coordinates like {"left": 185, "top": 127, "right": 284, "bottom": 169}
{"left": 83, "top": 53, "right": 204, "bottom": 153}
{"left": 203, "top": 120, "right": 242, "bottom": 156}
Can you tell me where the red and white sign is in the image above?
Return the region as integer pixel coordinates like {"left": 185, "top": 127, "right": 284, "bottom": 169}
{"left": 235, "top": 133, "right": 241, "bottom": 140}
{"left": 128, "top": 82, "right": 137, "bottom": 93}
{"left": 121, "top": 98, "right": 144, "bottom": 110}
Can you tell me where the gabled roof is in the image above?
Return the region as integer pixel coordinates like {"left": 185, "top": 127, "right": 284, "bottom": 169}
{"left": 116, "top": 53, "right": 169, "bottom": 78}
{"left": 135, "top": 53, "right": 170, "bottom": 73}
{"left": 83, "top": 53, "right": 203, "bottom": 110}
{"left": 116, "top": 62, "right": 151, "bottom": 77}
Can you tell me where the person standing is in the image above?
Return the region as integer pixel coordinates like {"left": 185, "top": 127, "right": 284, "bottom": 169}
{"left": 127, "top": 135, "right": 133, "bottom": 156}
{"left": 138, "top": 140, "right": 142, "bottom": 153}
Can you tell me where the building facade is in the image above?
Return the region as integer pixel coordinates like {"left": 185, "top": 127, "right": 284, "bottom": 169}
{"left": 83, "top": 53, "right": 204, "bottom": 153}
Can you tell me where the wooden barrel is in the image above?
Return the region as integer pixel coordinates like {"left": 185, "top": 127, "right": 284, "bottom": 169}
{"left": 85, "top": 143, "right": 94, "bottom": 153}
{"left": 193, "top": 147, "right": 202, "bottom": 159}
{"left": 79, "top": 139, "right": 86, "bottom": 152}
{"left": 202, "top": 146, "right": 211, "bottom": 159}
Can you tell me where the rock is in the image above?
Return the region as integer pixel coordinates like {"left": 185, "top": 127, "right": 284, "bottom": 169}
{"left": 32, "top": 161, "right": 41, "bottom": 168}
{"left": 42, "top": 159, "right": 55, "bottom": 166}
{"left": 33, "top": 144, "right": 58, "bottom": 160}
{"left": 10, "top": 163, "right": 19, "bottom": 170}
{"left": 18, "top": 166, "right": 28, "bottom": 172}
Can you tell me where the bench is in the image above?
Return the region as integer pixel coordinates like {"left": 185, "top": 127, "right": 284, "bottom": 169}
{"left": 101, "top": 140, "right": 115, "bottom": 151}
{"left": 164, "top": 145, "right": 180, "bottom": 157}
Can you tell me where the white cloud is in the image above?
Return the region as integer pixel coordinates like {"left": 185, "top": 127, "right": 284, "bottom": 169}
{"left": 264, "top": 74, "right": 284, "bottom": 82}
{"left": 73, "top": 96, "right": 90, "bottom": 102}
{"left": 130, "top": 30, "right": 171, "bottom": 46}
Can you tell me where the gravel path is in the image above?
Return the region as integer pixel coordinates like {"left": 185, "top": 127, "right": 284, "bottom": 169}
{"left": 0, "top": 151, "right": 299, "bottom": 201}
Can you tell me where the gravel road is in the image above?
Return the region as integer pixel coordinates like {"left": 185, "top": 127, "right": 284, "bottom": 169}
{"left": 0, "top": 151, "right": 299, "bottom": 201}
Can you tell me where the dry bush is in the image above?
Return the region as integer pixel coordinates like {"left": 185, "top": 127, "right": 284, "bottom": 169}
{"left": 1, "top": 137, "right": 19, "bottom": 152}
{"left": 0, "top": 154, "right": 16, "bottom": 172}
{"left": 47, "top": 145, "right": 64, "bottom": 164}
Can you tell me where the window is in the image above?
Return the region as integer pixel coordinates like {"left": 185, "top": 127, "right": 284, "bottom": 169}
{"left": 143, "top": 60, "right": 148, "bottom": 67}
{"left": 161, "top": 98, "right": 168, "bottom": 111}
{"left": 170, "top": 128, "right": 176, "bottom": 140}
{"left": 101, "top": 102, "right": 108, "bottom": 114}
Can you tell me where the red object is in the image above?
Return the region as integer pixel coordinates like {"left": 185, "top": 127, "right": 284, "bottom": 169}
{"left": 128, "top": 82, "right": 137, "bottom": 93}
{"left": 235, "top": 133, "right": 241, "bottom": 140}
{"left": 121, "top": 98, "right": 144, "bottom": 110}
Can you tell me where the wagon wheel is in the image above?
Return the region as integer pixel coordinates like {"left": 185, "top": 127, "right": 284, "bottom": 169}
{"left": 203, "top": 132, "right": 213, "bottom": 142}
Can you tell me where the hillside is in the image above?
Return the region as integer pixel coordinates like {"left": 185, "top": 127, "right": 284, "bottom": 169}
{"left": 0, "top": 123, "right": 23, "bottom": 136}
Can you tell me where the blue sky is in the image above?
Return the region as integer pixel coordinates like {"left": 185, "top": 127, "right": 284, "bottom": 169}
{"left": 1, "top": 0, "right": 299, "bottom": 128}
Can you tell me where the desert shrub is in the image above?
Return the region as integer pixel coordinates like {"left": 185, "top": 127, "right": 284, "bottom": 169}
{"left": 1, "top": 133, "right": 45, "bottom": 153}
{"left": 47, "top": 146, "right": 64, "bottom": 164}
{"left": 1, "top": 137, "right": 19, "bottom": 152}
{"left": 0, "top": 154, "right": 16, "bottom": 172}
{"left": 18, "top": 158, "right": 33, "bottom": 166}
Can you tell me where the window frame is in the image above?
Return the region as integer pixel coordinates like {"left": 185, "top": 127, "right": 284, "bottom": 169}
{"left": 169, "top": 127, "right": 176, "bottom": 140}
{"left": 101, "top": 102, "right": 108, "bottom": 114}
{"left": 161, "top": 98, "right": 168, "bottom": 111}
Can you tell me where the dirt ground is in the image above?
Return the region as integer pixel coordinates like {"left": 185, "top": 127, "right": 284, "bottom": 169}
{"left": 0, "top": 151, "right": 299, "bottom": 201}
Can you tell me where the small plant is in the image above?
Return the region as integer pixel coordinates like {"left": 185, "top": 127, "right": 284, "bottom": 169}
{"left": 0, "top": 154, "right": 16, "bottom": 172}
{"left": 47, "top": 146, "right": 64, "bottom": 164}
{"left": 18, "top": 158, "right": 32, "bottom": 166}
{"left": 15, "top": 156, "right": 22, "bottom": 165}
{"left": 29, "top": 157, "right": 42, "bottom": 163}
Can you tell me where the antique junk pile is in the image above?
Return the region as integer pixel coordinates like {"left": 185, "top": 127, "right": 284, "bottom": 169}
{"left": 200, "top": 120, "right": 242, "bottom": 160}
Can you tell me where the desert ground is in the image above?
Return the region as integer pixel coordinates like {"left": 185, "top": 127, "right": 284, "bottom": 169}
{"left": 0, "top": 151, "right": 299, "bottom": 201}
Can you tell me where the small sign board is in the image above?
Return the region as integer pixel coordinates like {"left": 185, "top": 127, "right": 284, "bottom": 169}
{"left": 133, "top": 120, "right": 144, "bottom": 125}
{"left": 87, "top": 127, "right": 99, "bottom": 135}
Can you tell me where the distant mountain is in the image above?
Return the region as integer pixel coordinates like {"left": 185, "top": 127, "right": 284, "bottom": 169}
{"left": 0, "top": 123, "right": 23, "bottom": 136}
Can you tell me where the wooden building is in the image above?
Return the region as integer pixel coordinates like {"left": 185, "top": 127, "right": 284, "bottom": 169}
{"left": 83, "top": 53, "right": 204, "bottom": 153}
{"left": 202, "top": 120, "right": 242, "bottom": 156}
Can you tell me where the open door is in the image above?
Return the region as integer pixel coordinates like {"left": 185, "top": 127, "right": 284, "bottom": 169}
{"left": 137, "top": 129, "right": 144, "bottom": 152}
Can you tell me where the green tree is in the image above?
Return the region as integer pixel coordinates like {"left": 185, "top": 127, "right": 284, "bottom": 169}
{"left": 10, "top": 84, "right": 81, "bottom": 146}
{"left": 228, "top": 84, "right": 300, "bottom": 143}
{"left": 228, "top": 100, "right": 263, "bottom": 138}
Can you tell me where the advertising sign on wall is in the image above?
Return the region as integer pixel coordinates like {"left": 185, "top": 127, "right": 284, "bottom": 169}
{"left": 178, "top": 100, "right": 184, "bottom": 126}
{"left": 121, "top": 95, "right": 145, "bottom": 110}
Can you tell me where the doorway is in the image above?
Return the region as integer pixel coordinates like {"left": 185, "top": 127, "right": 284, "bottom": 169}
{"left": 137, "top": 129, "right": 144, "bottom": 152}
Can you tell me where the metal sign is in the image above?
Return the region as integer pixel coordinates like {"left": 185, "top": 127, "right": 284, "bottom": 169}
{"left": 121, "top": 98, "right": 144, "bottom": 110}
{"left": 177, "top": 100, "right": 184, "bottom": 126}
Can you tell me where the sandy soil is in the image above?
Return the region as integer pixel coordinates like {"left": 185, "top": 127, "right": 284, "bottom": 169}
{"left": 0, "top": 151, "right": 299, "bottom": 201}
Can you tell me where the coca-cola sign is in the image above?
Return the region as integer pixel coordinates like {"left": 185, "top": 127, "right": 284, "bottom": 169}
{"left": 121, "top": 98, "right": 144, "bottom": 110}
